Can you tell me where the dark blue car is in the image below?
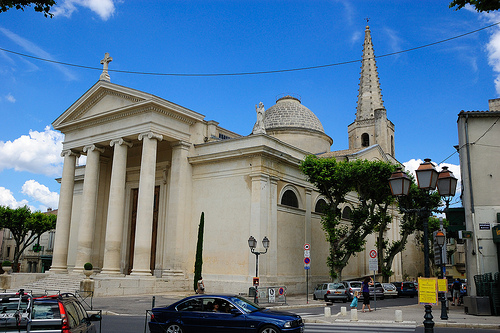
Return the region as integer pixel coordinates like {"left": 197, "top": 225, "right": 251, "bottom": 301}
{"left": 149, "top": 294, "right": 304, "bottom": 333}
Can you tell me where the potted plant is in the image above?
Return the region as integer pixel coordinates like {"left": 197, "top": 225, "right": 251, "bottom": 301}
{"left": 2, "top": 260, "right": 12, "bottom": 275}
{"left": 83, "top": 262, "right": 93, "bottom": 279}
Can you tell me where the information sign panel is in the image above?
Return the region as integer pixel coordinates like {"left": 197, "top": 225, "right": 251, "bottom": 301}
{"left": 418, "top": 277, "right": 438, "bottom": 305}
{"left": 438, "top": 278, "right": 448, "bottom": 292}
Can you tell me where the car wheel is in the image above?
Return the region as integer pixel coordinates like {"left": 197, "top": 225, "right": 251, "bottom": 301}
{"left": 259, "top": 325, "right": 279, "bottom": 333}
{"left": 324, "top": 295, "right": 329, "bottom": 302}
{"left": 342, "top": 298, "right": 347, "bottom": 303}
{"left": 166, "top": 323, "right": 183, "bottom": 333}
{"left": 313, "top": 294, "right": 317, "bottom": 300}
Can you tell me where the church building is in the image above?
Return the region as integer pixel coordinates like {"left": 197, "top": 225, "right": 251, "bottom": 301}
{"left": 49, "top": 26, "right": 407, "bottom": 296}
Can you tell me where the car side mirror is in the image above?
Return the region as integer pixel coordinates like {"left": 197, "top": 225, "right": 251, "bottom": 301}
{"left": 230, "top": 309, "right": 241, "bottom": 315}
{"left": 88, "top": 314, "right": 102, "bottom": 321}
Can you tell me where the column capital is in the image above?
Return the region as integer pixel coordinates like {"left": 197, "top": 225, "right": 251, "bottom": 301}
{"left": 61, "top": 150, "right": 80, "bottom": 158}
{"left": 170, "top": 140, "right": 191, "bottom": 150}
{"left": 139, "top": 132, "right": 163, "bottom": 142}
{"left": 110, "top": 138, "right": 133, "bottom": 148}
{"left": 83, "top": 144, "right": 105, "bottom": 154}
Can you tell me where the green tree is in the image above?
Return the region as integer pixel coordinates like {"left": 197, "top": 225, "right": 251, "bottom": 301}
{"left": 301, "top": 156, "right": 395, "bottom": 281}
{"left": 0, "top": 1, "right": 56, "bottom": 17}
{"left": 383, "top": 182, "right": 442, "bottom": 281}
{"left": 193, "top": 212, "right": 205, "bottom": 292}
{"left": 0, "top": 206, "right": 56, "bottom": 272}
{"left": 449, "top": 0, "right": 500, "bottom": 12}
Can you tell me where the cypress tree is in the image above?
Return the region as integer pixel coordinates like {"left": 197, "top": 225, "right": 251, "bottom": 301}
{"left": 193, "top": 212, "right": 204, "bottom": 292}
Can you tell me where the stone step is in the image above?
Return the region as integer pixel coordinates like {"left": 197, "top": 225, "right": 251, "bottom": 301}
{"left": 8, "top": 274, "right": 83, "bottom": 295}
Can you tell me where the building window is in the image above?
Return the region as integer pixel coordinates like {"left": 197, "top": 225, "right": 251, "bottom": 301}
{"left": 342, "top": 206, "right": 352, "bottom": 220}
{"left": 361, "top": 133, "right": 370, "bottom": 147}
{"left": 281, "top": 190, "right": 299, "bottom": 208}
{"left": 6, "top": 246, "right": 10, "bottom": 258}
{"left": 315, "top": 199, "right": 328, "bottom": 214}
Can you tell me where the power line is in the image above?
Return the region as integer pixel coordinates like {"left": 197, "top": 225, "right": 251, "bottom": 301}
{"left": 1, "top": 21, "right": 500, "bottom": 77}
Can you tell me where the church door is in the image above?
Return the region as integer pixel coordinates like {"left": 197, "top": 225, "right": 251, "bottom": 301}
{"left": 127, "top": 186, "right": 160, "bottom": 274}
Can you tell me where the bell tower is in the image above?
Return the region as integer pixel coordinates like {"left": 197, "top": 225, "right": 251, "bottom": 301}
{"left": 348, "top": 25, "right": 395, "bottom": 156}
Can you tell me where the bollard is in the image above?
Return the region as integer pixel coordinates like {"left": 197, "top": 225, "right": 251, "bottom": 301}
{"left": 351, "top": 308, "right": 358, "bottom": 321}
{"left": 324, "top": 307, "right": 331, "bottom": 317}
{"left": 341, "top": 306, "right": 347, "bottom": 316}
{"left": 395, "top": 309, "right": 403, "bottom": 322}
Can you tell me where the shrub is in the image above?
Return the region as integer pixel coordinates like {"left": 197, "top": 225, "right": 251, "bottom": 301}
{"left": 84, "top": 262, "right": 93, "bottom": 270}
{"left": 2, "top": 260, "right": 11, "bottom": 267}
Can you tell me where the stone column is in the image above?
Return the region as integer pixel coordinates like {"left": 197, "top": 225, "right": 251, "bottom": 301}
{"left": 249, "top": 173, "right": 270, "bottom": 277}
{"left": 267, "top": 177, "right": 279, "bottom": 277}
{"left": 163, "top": 141, "right": 191, "bottom": 275}
{"left": 130, "top": 132, "right": 163, "bottom": 276}
{"left": 74, "top": 144, "right": 105, "bottom": 271}
{"left": 101, "top": 139, "right": 132, "bottom": 275}
{"left": 305, "top": 188, "right": 312, "bottom": 245}
{"left": 50, "top": 150, "right": 79, "bottom": 273}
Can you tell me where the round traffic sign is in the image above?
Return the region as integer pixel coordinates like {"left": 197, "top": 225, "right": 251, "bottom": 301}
{"left": 278, "top": 287, "right": 285, "bottom": 295}
{"left": 304, "top": 243, "right": 310, "bottom": 250}
{"left": 304, "top": 257, "right": 311, "bottom": 264}
{"left": 369, "top": 250, "right": 377, "bottom": 258}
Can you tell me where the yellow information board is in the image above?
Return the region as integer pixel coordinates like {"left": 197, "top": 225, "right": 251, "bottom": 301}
{"left": 438, "top": 278, "right": 448, "bottom": 292}
{"left": 418, "top": 277, "right": 438, "bottom": 305}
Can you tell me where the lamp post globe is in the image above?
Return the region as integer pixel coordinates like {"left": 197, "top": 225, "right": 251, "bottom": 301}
{"left": 415, "top": 158, "right": 439, "bottom": 190}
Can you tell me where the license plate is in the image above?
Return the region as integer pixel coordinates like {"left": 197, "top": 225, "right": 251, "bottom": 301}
{"left": 335, "top": 291, "right": 341, "bottom": 294}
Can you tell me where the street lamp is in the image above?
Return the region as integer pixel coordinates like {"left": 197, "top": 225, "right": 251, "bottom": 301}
{"left": 435, "top": 229, "right": 448, "bottom": 320}
{"left": 388, "top": 158, "right": 457, "bottom": 333}
{"left": 248, "top": 236, "right": 270, "bottom": 303}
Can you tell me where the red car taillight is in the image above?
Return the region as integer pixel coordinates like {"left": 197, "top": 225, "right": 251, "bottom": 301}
{"left": 326, "top": 290, "right": 330, "bottom": 294}
{"left": 58, "top": 302, "right": 70, "bottom": 333}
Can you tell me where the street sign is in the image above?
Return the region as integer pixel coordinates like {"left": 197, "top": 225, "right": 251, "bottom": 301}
{"left": 268, "top": 288, "right": 275, "bottom": 303}
{"left": 304, "top": 244, "right": 310, "bottom": 250}
{"left": 304, "top": 250, "right": 310, "bottom": 257}
{"left": 369, "top": 249, "right": 378, "bottom": 271}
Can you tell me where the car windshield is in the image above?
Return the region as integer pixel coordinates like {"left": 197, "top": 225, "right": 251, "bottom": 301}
{"left": 405, "top": 283, "right": 415, "bottom": 288}
{"left": 350, "top": 282, "right": 362, "bottom": 288}
{"left": 330, "top": 283, "right": 343, "bottom": 289}
{"left": 229, "top": 296, "right": 263, "bottom": 313}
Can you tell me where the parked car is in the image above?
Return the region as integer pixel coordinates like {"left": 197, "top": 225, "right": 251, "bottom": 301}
{"left": 369, "top": 282, "right": 385, "bottom": 300}
{"left": 340, "top": 281, "right": 362, "bottom": 301}
{"left": 149, "top": 294, "right": 304, "bottom": 333}
{"left": 393, "top": 281, "right": 418, "bottom": 298}
{"left": 382, "top": 283, "right": 398, "bottom": 298}
{"left": 313, "top": 283, "right": 348, "bottom": 302}
{"left": 30, "top": 293, "right": 101, "bottom": 332}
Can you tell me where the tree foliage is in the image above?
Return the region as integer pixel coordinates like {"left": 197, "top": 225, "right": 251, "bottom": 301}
{"left": 193, "top": 212, "right": 205, "bottom": 292}
{"left": 301, "top": 156, "right": 395, "bottom": 281}
{"left": 449, "top": 0, "right": 500, "bottom": 12}
{"left": 0, "top": 1, "right": 56, "bottom": 17}
{"left": 0, "top": 205, "right": 56, "bottom": 272}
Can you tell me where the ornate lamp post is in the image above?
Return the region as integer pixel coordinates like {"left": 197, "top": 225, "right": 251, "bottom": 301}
{"left": 435, "top": 229, "right": 448, "bottom": 320}
{"left": 248, "top": 236, "right": 270, "bottom": 303}
{"left": 389, "top": 158, "right": 457, "bottom": 333}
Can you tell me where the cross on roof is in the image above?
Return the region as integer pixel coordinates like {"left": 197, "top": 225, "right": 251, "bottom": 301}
{"left": 99, "top": 52, "right": 113, "bottom": 82}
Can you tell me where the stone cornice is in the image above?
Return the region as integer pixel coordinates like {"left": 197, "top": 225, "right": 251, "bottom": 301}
{"left": 58, "top": 103, "right": 198, "bottom": 133}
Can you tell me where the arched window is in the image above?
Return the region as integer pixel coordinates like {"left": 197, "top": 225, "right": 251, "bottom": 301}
{"left": 342, "top": 206, "right": 352, "bottom": 220}
{"left": 281, "top": 190, "right": 299, "bottom": 208}
{"left": 361, "top": 133, "right": 370, "bottom": 147}
{"left": 315, "top": 199, "right": 328, "bottom": 213}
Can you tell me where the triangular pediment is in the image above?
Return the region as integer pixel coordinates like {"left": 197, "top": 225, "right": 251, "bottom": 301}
{"left": 53, "top": 80, "right": 205, "bottom": 132}
{"left": 53, "top": 81, "right": 151, "bottom": 129}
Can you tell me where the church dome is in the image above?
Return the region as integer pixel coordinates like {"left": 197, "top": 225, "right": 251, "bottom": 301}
{"left": 263, "top": 95, "right": 325, "bottom": 134}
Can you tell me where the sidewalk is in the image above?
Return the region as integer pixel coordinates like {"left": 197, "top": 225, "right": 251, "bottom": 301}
{"left": 91, "top": 293, "right": 500, "bottom": 330}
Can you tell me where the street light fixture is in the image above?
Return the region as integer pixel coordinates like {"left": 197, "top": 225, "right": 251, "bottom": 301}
{"left": 388, "top": 158, "right": 457, "bottom": 333}
{"left": 248, "top": 236, "right": 270, "bottom": 303}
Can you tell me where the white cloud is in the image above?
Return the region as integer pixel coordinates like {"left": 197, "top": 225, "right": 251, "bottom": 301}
{"left": 0, "top": 27, "right": 76, "bottom": 81}
{"left": 0, "top": 187, "right": 31, "bottom": 209}
{"left": 53, "top": 0, "right": 116, "bottom": 21}
{"left": 22, "top": 180, "right": 59, "bottom": 210}
{"left": 476, "top": 11, "right": 500, "bottom": 95}
{"left": 0, "top": 126, "right": 64, "bottom": 177}
{"left": 5, "top": 93, "right": 15, "bottom": 103}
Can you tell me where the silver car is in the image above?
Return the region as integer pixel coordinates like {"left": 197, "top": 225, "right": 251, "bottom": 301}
{"left": 382, "top": 283, "right": 398, "bottom": 298}
{"left": 313, "top": 282, "right": 348, "bottom": 302}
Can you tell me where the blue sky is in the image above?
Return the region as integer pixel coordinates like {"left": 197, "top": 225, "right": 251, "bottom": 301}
{"left": 1, "top": 0, "right": 498, "bottom": 211}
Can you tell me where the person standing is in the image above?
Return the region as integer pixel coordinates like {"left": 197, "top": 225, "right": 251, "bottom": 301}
{"left": 452, "top": 278, "right": 461, "bottom": 305}
{"left": 350, "top": 291, "right": 359, "bottom": 309}
{"left": 196, "top": 276, "right": 205, "bottom": 294}
{"left": 361, "top": 277, "right": 373, "bottom": 312}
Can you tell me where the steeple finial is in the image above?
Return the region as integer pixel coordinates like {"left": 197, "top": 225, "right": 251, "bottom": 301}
{"left": 100, "top": 52, "right": 113, "bottom": 82}
{"left": 356, "top": 25, "right": 384, "bottom": 121}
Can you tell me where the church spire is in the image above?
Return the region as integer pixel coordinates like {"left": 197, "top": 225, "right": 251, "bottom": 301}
{"left": 356, "top": 25, "right": 384, "bottom": 120}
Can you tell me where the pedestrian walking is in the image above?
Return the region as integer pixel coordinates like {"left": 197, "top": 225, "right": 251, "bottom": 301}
{"left": 361, "top": 277, "right": 373, "bottom": 312}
